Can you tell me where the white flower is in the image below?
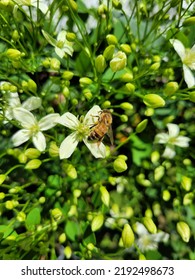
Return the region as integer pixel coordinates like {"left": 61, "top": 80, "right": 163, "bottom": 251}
{"left": 135, "top": 222, "right": 169, "bottom": 252}
{"left": 42, "top": 30, "right": 74, "bottom": 58}
{"left": 57, "top": 105, "right": 106, "bottom": 159}
{"left": 170, "top": 39, "right": 195, "bottom": 88}
{"left": 154, "top": 123, "right": 190, "bottom": 159}
{"left": 12, "top": 108, "right": 59, "bottom": 151}
{"left": 14, "top": 0, "right": 48, "bottom": 14}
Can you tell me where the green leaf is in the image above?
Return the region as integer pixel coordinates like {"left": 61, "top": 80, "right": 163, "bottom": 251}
{"left": 83, "top": 225, "right": 96, "bottom": 246}
{"left": 131, "top": 134, "right": 152, "bottom": 166}
{"left": 25, "top": 208, "right": 41, "bottom": 231}
{"left": 42, "top": 29, "right": 57, "bottom": 46}
{"left": 0, "top": 225, "right": 14, "bottom": 239}
{"left": 65, "top": 220, "right": 80, "bottom": 241}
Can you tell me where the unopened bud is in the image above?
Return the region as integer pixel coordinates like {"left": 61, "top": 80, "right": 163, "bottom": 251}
{"left": 25, "top": 148, "right": 41, "bottom": 159}
{"left": 12, "top": 30, "right": 20, "bottom": 41}
{"left": 136, "top": 119, "right": 148, "bottom": 133}
{"left": 143, "top": 94, "right": 165, "bottom": 108}
{"left": 18, "top": 153, "right": 27, "bottom": 163}
{"left": 110, "top": 51, "right": 127, "bottom": 72}
{"left": 66, "top": 32, "right": 76, "bottom": 41}
{"left": 113, "top": 157, "right": 128, "bottom": 173}
{"left": 112, "top": 0, "right": 122, "bottom": 9}
{"left": 79, "top": 77, "right": 93, "bottom": 87}
{"left": 83, "top": 89, "right": 93, "bottom": 100}
{"left": 120, "top": 114, "right": 128, "bottom": 122}
{"left": 62, "top": 86, "right": 69, "bottom": 97}
{"left": 50, "top": 58, "right": 60, "bottom": 70}
{"left": 100, "top": 186, "right": 110, "bottom": 207}
{"left": 122, "top": 224, "right": 135, "bottom": 248}
{"left": 25, "top": 159, "right": 42, "bottom": 169}
{"left": 6, "top": 48, "right": 22, "bottom": 60}
{"left": 49, "top": 142, "right": 59, "bottom": 157}
{"left": 0, "top": 192, "right": 5, "bottom": 200}
{"left": 62, "top": 70, "right": 74, "bottom": 80}
{"left": 103, "top": 45, "right": 115, "bottom": 60}
{"left": 17, "top": 211, "right": 26, "bottom": 222}
{"left": 125, "top": 83, "right": 135, "bottom": 93}
{"left": 95, "top": 55, "right": 106, "bottom": 73}
{"left": 120, "top": 102, "right": 133, "bottom": 110}
{"left": 183, "top": 16, "right": 195, "bottom": 26}
{"left": 120, "top": 43, "right": 131, "bottom": 54}
{"left": 64, "top": 246, "right": 72, "bottom": 259}
{"left": 151, "top": 150, "right": 160, "bottom": 163}
{"left": 51, "top": 208, "right": 63, "bottom": 221}
{"left": 64, "top": 164, "right": 77, "bottom": 179}
{"left": 164, "top": 81, "right": 179, "bottom": 96}
{"left": 106, "top": 34, "right": 118, "bottom": 45}
{"left": 154, "top": 165, "right": 165, "bottom": 181}
{"left": 59, "top": 233, "right": 66, "bottom": 243}
{"left": 120, "top": 72, "right": 133, "bottom": 82}
{"left": 183, "top": 192, "right": 194, "bottom": 206}
{"left": 142, "top": 217, "right": 157, "bottom": 234}
{"left": 102, "top": 100, "right": 111, "bottom": 108}
{"left": 5, "top": 200, "right": 15, "bottom": 210}
{"left": 176, "top": 221, "right": 190, "bottom": 242}
{"left": 69, "top": 0, "right": 77, "bottom": 11}
{"left": 181, "top": 176, "right": 192, "bottom": 191}
{"left": 91, "top": 214, "right": 104, "bottom": 232}
{"left": 150, "top": 62, "right": 160, "bottom": 71}
{"left": 0, "top": 174, "right": 7, "bottom": 185}
{"left": 162, "top": 189, "right": 171, "bottom": 201}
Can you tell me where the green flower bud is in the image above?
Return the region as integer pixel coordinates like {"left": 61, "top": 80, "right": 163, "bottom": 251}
{"left": 6, "top": 48, "right": 22, "bottom": 60}
{"left": 154, "top": 165, "right": 165, "bottom": 181}
{"left": 151, "top": 150, "right": 160, "bottom": 163}
{"left": 112, "top": 0, "right": 122, "bottom": 9}
{"left": 136, "top": 119, "right": 148, "bottom": 133}
{"left": 183, "top": 158, "right": 192, "bottom": 166}
{"left": 0, "top": 174, "right": 7, "bottom": 185}
{"left": 110, "top": 51, "right": 127, "bottom": 72}
{"left": 25, "top": 148, "right": 41, "bottom": 159}
{"left": 125, "top": 83, "right": 135, "bottom": 93}
{"left": 5, "top": 200, "right": 14, "bottom": 210}
{"left": 51, "top": 208, "right": 63, "bottom": 221}
{"left": 153, "top": 55, "right": 161, "bottom": 63}
{"left": 162, "top": 189, "right": 171, "bottom": 201}
{"left": 120, "top": 72, "right": 133, "bottom": 82}
{"left": 50, "top": 58, "right": 60, "bottom": 70}
{"left": 120, "top": 114, "right": 128, "bottom": 122}
{"left": 59, "top": 233, "right": 66, "bottom": 243}
{"left": 17, "top": 211, "right": 26, "bottom": 222}
{"left": 0, "top": 192, "right": 5, "bottom": 200}
{"left": 106, "top": 34, "right": 118, "bottom": 45}
{"left": 118, "top": 154, "right": 128, "bottom": 161}
{"left": 164, "top": 81, "right": 179, "bottom": 96}
{"left": 79, "top": 77, "right": 93, "bottom": 87}
{"left": 66, "top": 32, "right": 76, "bottom": 41}
{"left": 12, "top": 30, "right": 20, "bottom": 41}
{"left": 120, "top": 43, "right": 132, "bottom": 54}
{"left": 95, "top": 54, "right": 106, "bottom": 73}
{"left": 62, "top": 70, "right": 74, "bottom": 80}
{"left": 113, "top": 157, "right": 128, "bottom": 173}
{"left": 103, "top": 45, "right": 115, "bottom": 60}
{"left": 25, "top": 159, "right": 42, "bottom": 170}
{"left": 144, "top": 58, "right": 152, "bottom": 65}
{"left": 136, "top": 173, "right": 152, "bottom": 187}
{"left": 149, "top": 62, "right": 160, "bottom": 71}
{"left": 64, "top": 164, "right": 77, "bottom": 179}
{"left": 183, "top": 192, "right": 194, "bottom": 206}
{"left": 48, "top": 142, "right": 59, "bottom": 157}
{"left": 62, "top": 86, "right": 70, "bottom": 97}
{"left": 69, "top": 0, "right": 77, "bottom": 11}
{"left": 9, "top": 186, "right": 21, "bottom": 194}
{"left": 139, "top": 254, "right": 146, "bottom": 260}
{"left": 181, "top": 176, "right": 192, "bottom": 191}
{"left": 91, "top": 214, "right": 104, "bottom": 232}
{"left": 83, "top": 89, "right": 93, "bottom": 100}
{"left": 73, "top": 189, "right": 81, "bottom": 198}
{"left": 18, "top": 153, "right": 28, "bottom": 163}
{"left": 68, "top": 205, "right": 77, "bottom": 217}
{"left": 98, "top": 4, "right": 107, "bottom": 15}
{"left": 100, "top": 186, "right": 110, "bottom": 207}
{"left": 122, "top": 224, "right": 135, "bottom": 248}
{"left": 64, "top": 246, "right": 72, "bottom": 259}
{"left": 183, "top": 16, "right": 195, "bottom": 26}
{"left": 120, "top": 102, "right": 133, "bottom": 110}
{"left": 189, "top": 92, "right": 195, "bottom": 102}
{"left": 177, "top": 221, "right": 190, "bottom": 242}
{"left": 39, "top": 197, "right": 46, "bottom": 204}
{"left": 142, "top": 217, "right": 157, "bottom": 234}
{"left": 102, "top": 101, "right": 111, "bottom": 108}
{"left": 143, "top": 94, "right": 165, "bottom": 108}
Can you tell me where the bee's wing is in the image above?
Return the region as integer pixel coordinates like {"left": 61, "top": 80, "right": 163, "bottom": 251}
{"left": 107, "top": 125, "right": 114, "bottom": 145}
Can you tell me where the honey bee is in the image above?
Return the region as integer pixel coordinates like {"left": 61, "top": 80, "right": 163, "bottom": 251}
{"left": 88, "top": 109, "right": 113, "bottom": 146}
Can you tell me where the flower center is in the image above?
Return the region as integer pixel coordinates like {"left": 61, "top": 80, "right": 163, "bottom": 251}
{"left": 56, "top": 40, "right": 64, "bottom": 49}
{"left": 76, "top": 122, "right": 90, "bottom": 141}
{"left": 30, "top": 123, "right": 40, "bottom": 136}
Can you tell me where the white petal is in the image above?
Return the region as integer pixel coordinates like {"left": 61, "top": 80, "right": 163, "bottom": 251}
{"left": 174, "top": 136, "right": 190, "bottom": 147}
{"left": 57, "top": 30, "right": 67, "bottom": 42}
{"left": 12, "top": 129, "right": 30, "bottom": 146}
{"left": 152, "top": 232, "right": 169, "bottom": 243}
{"left": 39, "top": 113, "right": 60, "bottom": 131}
{"left": 31, "top": 0, "right": 48, "bottom": 14}
{"left": 170, "top": 39, "right": 185, "bottom": 60}
{"left": 57, "top": 112, "right": 79, "bottom": 129}
{"left": 13, "top": 107, "right": 36, "bottom": 128}
{"left": 154, "top": 133, "right": 169, "bottom": 144}
{"left": 32, "top": 132, "right": 46, "bottom": 151}
{"left": 55, "top": 47, "right": 65, "bottom": 58}
{"left": 183, "top": 65, "right": 195, "bottom": 88}
{"left": 162, "top": 145, "right": 176, "bottom": 158}
{"left": 84, "top": 105, "right": 102, "bottom": 126}
{"left": 59, "top": 132, "right": 79, "bottom": 159}
{"left": 83, "top": 138, "right": 106, "bottom": 158}
{"left": 135, "top": 222, "right": 148, "bottom": 235}
{"left": 7, "top": 92, "right": 20, "bottom": 107}
{"left": 167, "top": 123, "right": 179, "bottom": 138}
{"left": 22, "top": 97, "right": 42, "bottom": 111}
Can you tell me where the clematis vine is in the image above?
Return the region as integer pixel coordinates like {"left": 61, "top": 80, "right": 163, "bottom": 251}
{"left": 135, "top": 222, "right": 169, "bottom": 252}
{"left": 154, "top": 123, "right": 190, "bottom": 159}
{"left": 170, "top": 39, "right": 195, "bottom": 88}
{"left": 0, "top": 82, "right": 41, "bottom": 122}
{"left": 57, "top": 105, "right": 106, "bottom": 159}
{"left": 12, "top": 108, "right": 59, "bottom": 152}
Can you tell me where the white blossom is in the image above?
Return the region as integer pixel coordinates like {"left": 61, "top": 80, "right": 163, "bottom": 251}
{"left": 57, "top": 105, "right": 106, "bottom": 159}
